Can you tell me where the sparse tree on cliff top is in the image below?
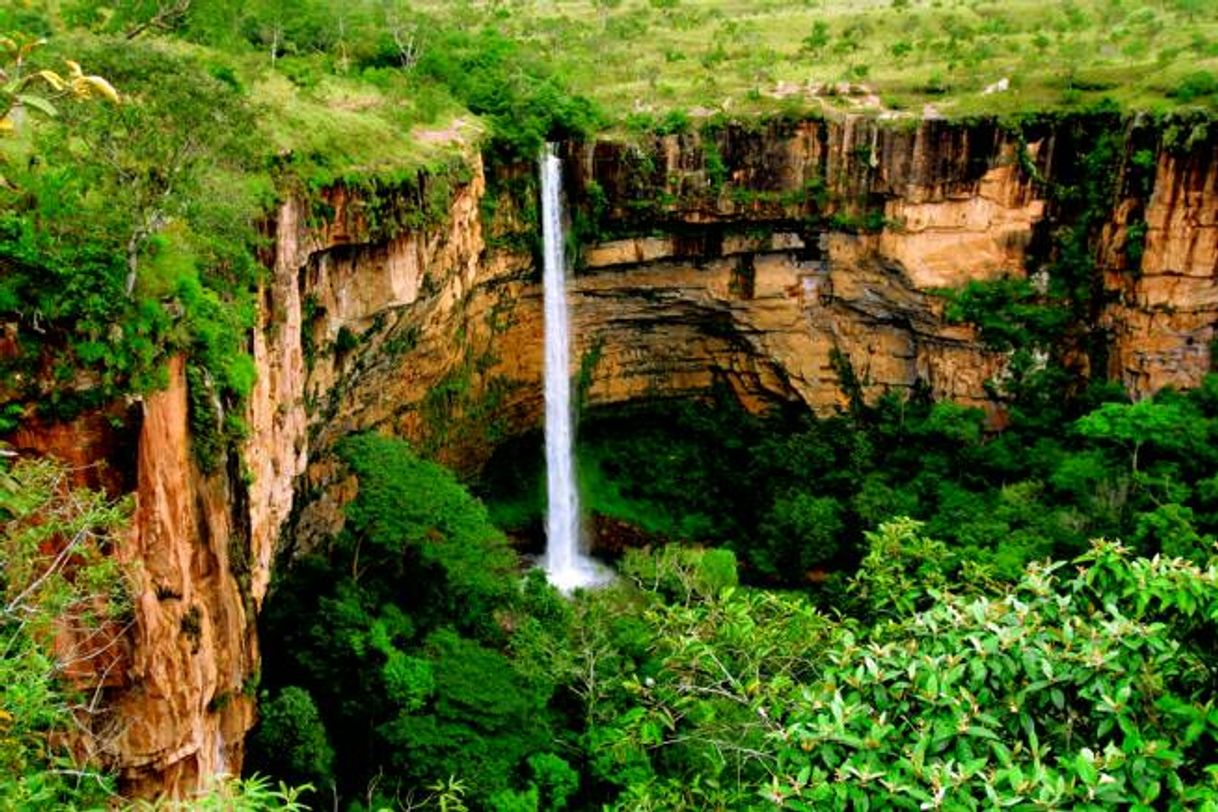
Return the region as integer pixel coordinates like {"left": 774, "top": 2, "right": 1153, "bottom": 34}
{"left": 801, "top": 20, "right": 830, "bottom": 57}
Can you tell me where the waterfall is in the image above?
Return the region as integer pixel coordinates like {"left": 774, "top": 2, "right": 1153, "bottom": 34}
{"left": 540, "top": 144, "right": 608, "bottom": 593}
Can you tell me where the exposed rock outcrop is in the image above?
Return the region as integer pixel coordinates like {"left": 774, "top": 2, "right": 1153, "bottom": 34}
{"left": 1104, "top": 140, "right": 1218, "bottom": 395}
{"left": 292, "top": 119, "right": 1048, "bottom": 473}
{"left": 108, "top": 355, "right": 255, "bottom": 796}
{"left": 9, "top": 358, "right": 257, "bottom": 797}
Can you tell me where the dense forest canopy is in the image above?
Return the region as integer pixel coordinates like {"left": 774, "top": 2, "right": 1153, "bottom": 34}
{"left": 2, "top": 0, "right": 1218, "bottom": 810}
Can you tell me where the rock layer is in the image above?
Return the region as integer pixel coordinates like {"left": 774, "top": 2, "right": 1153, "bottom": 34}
{"left": 1105, "top": 142, "right": 1218, "bottom": 394}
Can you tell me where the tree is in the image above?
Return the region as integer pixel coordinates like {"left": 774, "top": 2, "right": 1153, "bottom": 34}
{"left": 1075, "top": 398, "right": 1206, "bottom": 476}
{"left": 756, "top": 492, "right": 844, "bottom": 578}
{"left": 0, "top": 34, "right": 117, "bottom": 190}
{"left": 0, "top": 454, "right": 129, "bottom": 808}
{"left": 557, "top": 528, "right": 1218, "bottom": 809}
{"left": 132, "top": 775, "right": 313, "bottom": 811}
{"left": 849, "top": 517, "right": 952, "bottom": 618}
{"left": 248, "top": 687, "right": 334, "bottom": 793}
{"left": 123, "top": 0, "right": 194, "bottom": 40}
{"left": 575, "top": 546, "right": 830, "bottom": 808}
{"left": 256, "top": 435, "right": 563, "bottom": 806}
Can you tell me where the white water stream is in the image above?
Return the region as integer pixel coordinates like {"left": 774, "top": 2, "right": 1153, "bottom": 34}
{"left": 540, "top": 144, "right": 609, "bottom": 593}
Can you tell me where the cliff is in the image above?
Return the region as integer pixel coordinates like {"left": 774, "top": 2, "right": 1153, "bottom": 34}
{"left": 8, "top": 112, "right": 1218, "bottom": 797}
{"left": 9, "top": 357, "right": 255, "bottom": 796}
{"left": 1104, "top": 138, "right": 1218, "bottom": 393}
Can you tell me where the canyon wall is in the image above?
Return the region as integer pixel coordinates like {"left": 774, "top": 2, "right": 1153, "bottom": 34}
{"left": 109, "top": 355, "right": 256, "bottom": 795}
{"left": 293, "top": 119, "right": 1041, "bottom": 479}
{"left": 1103, "top": 139, "right": 1218, "bottom": 393}
{"left": 7, "top": 113, "right": 1218, "bottom": 796}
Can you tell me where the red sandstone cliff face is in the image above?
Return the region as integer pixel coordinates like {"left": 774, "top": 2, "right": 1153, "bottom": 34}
{"left": 7, "top": 115, "right": 1218, "bottom": 798}
{"left": 108, "top": 355, "right": 255, "bottom": 796}
{"left": 1104, "top": 142, "right": 1218, "bottom": 396}
{"left": 425, "top": 121, "right": 1045, "bottom": 432}
{"left": 552, "top": 129, "right": 1045, "bottom": 416}
{"left": 286, "top": 121, "right": 1045, "bottom": 470}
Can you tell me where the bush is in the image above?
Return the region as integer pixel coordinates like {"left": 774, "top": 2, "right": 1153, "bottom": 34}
{"left": 0, "top": 458, "right": 124, "bottom": 808}
{"left": 756, "top": 493, "right": 844, "bottom": 577}
{"left": 1172, "top": 70, "right": 1218, "bottom": 101}
{"left": 248, "top": 687, "right": 334, "bottom": 792}
{"left": 0, "top": 37, "right": 264, "bottom": 453}
{"left": 569, "top": 533, "right": 1218, "bottom": 808}
{"left": 774, "top": 539, "right": 1218, "bottom": 809}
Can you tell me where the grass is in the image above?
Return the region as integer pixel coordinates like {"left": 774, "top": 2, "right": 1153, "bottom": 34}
{"left": 48, "top": 30, "right": 481, "bottom": 189}
{"left": 416, "top": 0, "right": 1218, "bottom": 123}
{"left": 248, "top": 70, "right": 480, "bottom": 188}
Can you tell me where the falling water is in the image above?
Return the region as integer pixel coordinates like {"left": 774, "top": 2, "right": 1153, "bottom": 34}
{"left": 540, "top": 144, "right": 609, "bottom": 593}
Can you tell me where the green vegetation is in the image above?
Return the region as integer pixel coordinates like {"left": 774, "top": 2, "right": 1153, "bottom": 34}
{"left": 483, "top": 370, "right": 1218, "bottom": 588}
{"left": 0, "top": 34, "right": 117, "bottom": 137}
{"left": 416, "top": 0, "right": 1218, "bottom": 121}
{"left": 0, "top": 0, "right": 599, "bottom": 464}
{"left": 0, "top": 30, "right": 272, "bottom": 461}
{"left": 254, "top": 434, "right": 572, "bottom": 807}
{"left": 0, "top": 456, "right": 128, "bottom": 808}
{"left": 3, "top": 0, "right": 1215, "bottom": 458}
{"left": 255, "top": 431, "right": 1218, "bottom": 809}
{"left": 559, "top": 535, "right": 1218, "bottom": 808}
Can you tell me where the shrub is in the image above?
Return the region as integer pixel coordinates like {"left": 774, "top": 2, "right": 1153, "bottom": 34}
{"left": 569, "top": 532, "right": 1218, "bottom": 809}
{"left": 0, "top": 458, "right": 125, "bottom": 808}
{"left": 1171, "top": 70, "right": 1218, "bottom": 101}
{"left": 248, "top": 687, "right": 334, "bottom": 791}
{"left": 775, "top": 539, "right": 1218, "bottom": 809}
{"left": 412, "top": 25, "right": 601, "bottom": 159}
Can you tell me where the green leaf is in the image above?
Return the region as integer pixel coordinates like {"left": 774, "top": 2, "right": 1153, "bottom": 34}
{"left": 967, "top": 725, "right": 1000, "bottom": 741}
{"left": 14, "top": 93, "right": 58, "bottom": 117}
{"left": 1075, "top": 752, "right": 1098, "bottom": 786}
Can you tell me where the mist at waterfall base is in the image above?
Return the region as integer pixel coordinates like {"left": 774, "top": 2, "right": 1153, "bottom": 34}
{"left": 540, "top": 144, "right": 612, "bottom": 593}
